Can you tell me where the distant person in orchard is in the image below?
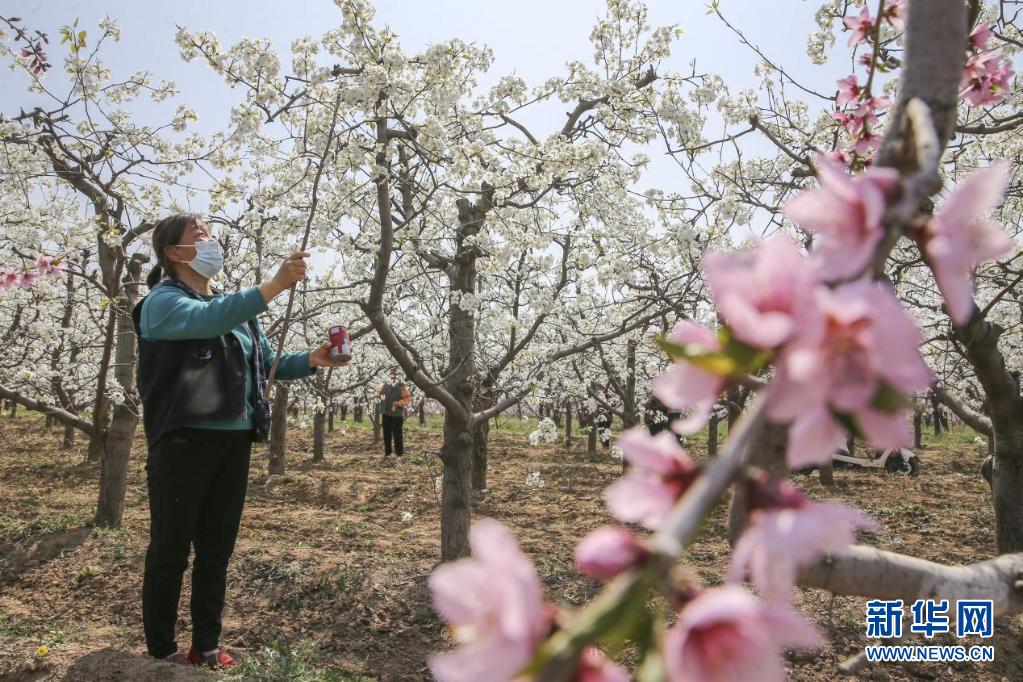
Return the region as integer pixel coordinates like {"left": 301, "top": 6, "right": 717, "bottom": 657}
{"left": 132, "top": 214, "right": 349, "bottom": 669}
{"left": 378, "top": 367, "right": 411, "bottom": 459}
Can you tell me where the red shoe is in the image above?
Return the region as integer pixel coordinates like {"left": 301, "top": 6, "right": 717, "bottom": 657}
{"left": 162, "top": 652, "right": 194, "bottom": 666}
{"left": 186, "top": 646, "right": 238, "bottom": 669}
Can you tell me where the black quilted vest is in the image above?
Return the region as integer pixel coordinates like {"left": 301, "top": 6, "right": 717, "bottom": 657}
{"left": 131, "top": 278, "right": 271, "bottom": 448}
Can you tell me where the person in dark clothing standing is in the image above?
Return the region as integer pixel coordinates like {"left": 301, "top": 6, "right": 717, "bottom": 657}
{"left": 134, "top": 214, "right": 349, "bottom": 669}
{"left": 378, "top": 367, "right": 411, "bottom": 458}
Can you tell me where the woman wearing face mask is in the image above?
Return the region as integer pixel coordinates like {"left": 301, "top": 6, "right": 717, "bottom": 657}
{"left": 132, "top": 213, "right": 348, "bottom": 669}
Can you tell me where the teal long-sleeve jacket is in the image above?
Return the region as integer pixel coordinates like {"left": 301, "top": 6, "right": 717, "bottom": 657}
{"left": 138, "top": 284, "right": 315, "bottom": 431}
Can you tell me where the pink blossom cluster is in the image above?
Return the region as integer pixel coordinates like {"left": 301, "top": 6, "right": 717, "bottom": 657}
{"left": 654, "top": 156, "right": 1012, "bottom": 467}
{"left": 842, "top": 1, "right": 904, "bottom": 49}
{"left": 1, "top": 257, "right": 63, "bottom": 290}
{"left": 961, "top": 23, "right": 1015, "bottom": 107}
{"left": 832, "top": 1, "right": 906, "bottom": 163}
{"left": 428, "top": 430, "right": 879, "bottom": 681}
{"left": 428, "top": 519, "right": 629, "bottom": 682}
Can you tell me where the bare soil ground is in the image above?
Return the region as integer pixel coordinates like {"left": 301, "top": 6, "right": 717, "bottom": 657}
{"left": 0, "top": 413, "right": 1019, "bottom": 681}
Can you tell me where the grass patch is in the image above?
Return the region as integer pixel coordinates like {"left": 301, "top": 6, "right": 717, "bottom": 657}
{"left": 223, "top": 639, "right": 374, "bottom": 682}
{"left": 0, "top": 511, "right": 83, "bottom": 543}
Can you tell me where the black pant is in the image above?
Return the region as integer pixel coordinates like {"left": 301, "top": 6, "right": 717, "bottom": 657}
{"left": 382, "top": 415, "right": 404, "bottom": 455}
{"left": 142, "top": 428, "right": 252, "bottom": 658}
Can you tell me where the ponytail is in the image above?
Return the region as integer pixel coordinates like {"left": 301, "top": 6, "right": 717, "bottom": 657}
{"left": 148, "top": 213, "right": 200, "bottom": 288}
{"left": 146, "top": 264, "right": 163, "bottom": 288}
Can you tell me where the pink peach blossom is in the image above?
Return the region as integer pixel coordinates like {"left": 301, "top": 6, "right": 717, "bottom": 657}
{"left": 782, "top": 156, "right": 900, "bottom": 281}
{"left": 575, "top": 526, "right": 648, "bottom": 581}
{"left": 19, "top": 270, "right": 38, "bottom": 288}
{"left": 606, "top": 429, "right": 700, "bottom": 530}
{"left": 652, "top": 320, "right": 726, "bottom": 433}
{"left": 663, "top": 586, "right": 823, "bottom": 682}
{"left": 843, "top": 7, "right": 875, "bottom": 47}
{"left": 36, "top": 256, "right": 62, "bottom": 277}
{"left": 836, "top": 75, "right": 860, "bottom": 107}
{"left": 728, "top": 484, "right": 878, "bottom": 602}
{"left": 428, "top": 519, "right": 550, "bottom": 682}
{"left": 925, "top": 162, "right": 1013, "bottom": 325}
{"left": 884, "top": 0, "right": 906, "bottom": 29}
{"left": 703, "top": 235, "right": 820, "bottom": 350}
{"left": 767, "top": 280, "right": 931, "bottom": 467}
{"left": 1, "top": 268, "right": 20, "bottom": 289}
{"left": 961, "top": 50, "right": 1015, "bottom": 107}
{"left": 851, "top": 130, "right": 880, "bottom": 157}
{"left": 823, "top": 149, "right": 853, "bottom": 167}
{"left": 575, "top": 648, "right": 630, "bottom": 682}
{"left": 970, "top": 22, "right": 994, "bottom": 51}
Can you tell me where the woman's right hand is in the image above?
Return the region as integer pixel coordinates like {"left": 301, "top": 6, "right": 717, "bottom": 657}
{"left": 259, "top": 251, "right": 310, "bottom": 302}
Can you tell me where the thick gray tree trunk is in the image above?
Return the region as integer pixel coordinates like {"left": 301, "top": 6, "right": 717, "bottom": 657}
{"left": 268, "top": 385, "right": 289, "bottom": 475}
{"left": 95, "top": 255, "right": 145, "bottom": 527}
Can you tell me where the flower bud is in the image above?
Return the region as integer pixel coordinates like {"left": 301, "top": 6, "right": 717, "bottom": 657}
{"left": 574, "top": 527, "right": 647, "bottom": 581}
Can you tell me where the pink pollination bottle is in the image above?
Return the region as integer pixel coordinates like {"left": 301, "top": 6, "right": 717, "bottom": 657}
{"left": 329, "top": 325, "right": 352, "bottom": 362}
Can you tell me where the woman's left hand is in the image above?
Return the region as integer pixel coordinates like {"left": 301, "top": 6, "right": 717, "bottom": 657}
{"left": 309, "top": 342, "right": 351, "bottom": 368}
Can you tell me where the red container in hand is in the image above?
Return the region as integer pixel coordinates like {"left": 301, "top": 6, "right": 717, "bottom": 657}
{"left": 329, "top": 325, "right": 351, "bottom": 362}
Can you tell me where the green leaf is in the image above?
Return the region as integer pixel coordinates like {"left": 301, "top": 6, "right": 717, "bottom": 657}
{"left": 654, "top": 327, "right": 772, "bottom": 379}
{"left": 77, "top": 30, "right": 87, "bottom": 47}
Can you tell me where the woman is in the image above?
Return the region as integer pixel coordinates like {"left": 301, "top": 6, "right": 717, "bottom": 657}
{"left": 133, "top": 214, "right": 348, "bottom": 668}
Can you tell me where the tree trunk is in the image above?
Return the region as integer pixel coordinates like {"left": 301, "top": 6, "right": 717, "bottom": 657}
{"left": 94, "top": 255, "right": 144, "bottom": 527}
{"left": 728, "top": 422, "right": 788, "bottom": 545}
{"left": 913, "top": 409, "right": 923, "bottom": 448}
{"left": 87, "top": 303, "right": 116, "bottom": 462}
{"left": 436, "top": 195, "right": 487, "bottom": 561}
{"left": 991, "top": 454, "right": 1023, "bottom": 552}
{"left": 340, "top": 404, "right": 349, "bottom": 421}
{"left": 471, "top": 417, "right": 489, "bottom": 492}
{"left": 268, "top": 385, "right": 289, "bottom": 475}
{"left": 353, "top": 404, "right": 364, "bottom": 423}
{"left": 819, "top": 461, "right": 835, "bottom": 486}
{"left": 707, "top": 410, "right": 719, "bottom": 457}
{"left": 371, "top": 403, "right": 382, "bottom": 444}
{"left": 564, "top": 400, "right": 573, "bottom": 448}
{"left": 62, "top": 423, "right": 76, "bottom": 449}
{"left": 45, "top": 414, "right": 54, "bottom": 429}
{"left": 419, "top": 400, "right": 426, "bottom": 425}
{"left": 441, "top": 411, "right": 473, "bottom": 561}
{"left": 931, "top": 391, "right": 943, "bottom": 435}
{"left": 587, "top": 419, "right": 597, "bottom": 453}
{"left": 327, "top": 407, "right": 335, "bottom": 433}
{"left": 312, "top": 410, "right": 326, "bottom": 463}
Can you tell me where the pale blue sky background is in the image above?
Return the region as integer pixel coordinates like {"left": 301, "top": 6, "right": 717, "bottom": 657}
{"left": 3, "top": 0, "right": 843, "bottom": 136}
{"left": 3, "top": 1, "right": 849, "bottom": 241}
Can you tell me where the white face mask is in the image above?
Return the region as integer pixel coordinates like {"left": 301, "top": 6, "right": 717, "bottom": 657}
{"left": 178, "top": 240, "right": 224, "bottom": 279}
